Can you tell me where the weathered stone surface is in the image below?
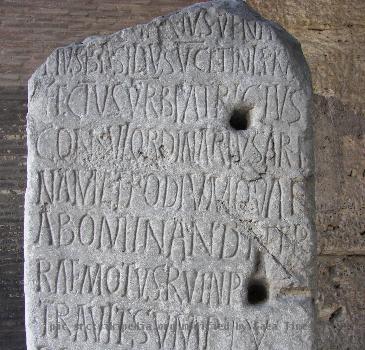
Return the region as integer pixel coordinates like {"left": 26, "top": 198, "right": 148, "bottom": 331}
{"left": 2, "top": 0, "right": 365, "bottom": 115}
{"left": 317, "top": 256, "right": 365, "bottom": 350}
{"left": 24, "top": 1, "right": 315, "bottom": 349}
{"left": 313, "top": 95, "right": 365, "bottom": 255}
{"left": 0, "top": 2, "right": 363, "bottom": 349}
{"left": 248, "top": 0, "right": 365, "bottom": 114}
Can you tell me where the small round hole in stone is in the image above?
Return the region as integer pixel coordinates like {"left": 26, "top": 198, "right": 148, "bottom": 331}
{"left": 247, "top": 280, "right": 268, "bottom": 305}
{"left": 229, "top": 108, "right": 250, "bottom": 131}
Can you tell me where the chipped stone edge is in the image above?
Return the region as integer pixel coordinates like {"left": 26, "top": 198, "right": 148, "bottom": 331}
{"left": 24, "top": 0, "right": 317, "bottom": 348}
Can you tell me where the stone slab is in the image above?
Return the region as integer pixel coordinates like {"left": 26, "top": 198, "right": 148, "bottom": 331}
{"left": 24, "top": 1, "right": 315, "bottom": 349}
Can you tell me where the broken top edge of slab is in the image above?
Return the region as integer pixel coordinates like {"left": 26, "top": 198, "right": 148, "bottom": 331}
{"left": 28, "top": 0, "right": 309, "bottom": 88}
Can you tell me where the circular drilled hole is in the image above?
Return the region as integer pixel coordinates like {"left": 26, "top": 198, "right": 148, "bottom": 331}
{"left": 229, "top": 108, "right": 250, "bottom": 130}
{"left": 247, "top": 279, "right": 268, "bottom": 305}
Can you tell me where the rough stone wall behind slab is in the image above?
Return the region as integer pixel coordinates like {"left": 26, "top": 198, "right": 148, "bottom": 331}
{"left": 0, "top": 1, "right": 364, "bottom": 349}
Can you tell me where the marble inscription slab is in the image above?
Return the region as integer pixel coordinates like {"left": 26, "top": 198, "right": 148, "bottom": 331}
{"left": 25, "top": 1, "right": 316, "bottom": 349}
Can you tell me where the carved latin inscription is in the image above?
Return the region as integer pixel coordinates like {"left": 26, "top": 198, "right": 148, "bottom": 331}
{"left": 25, "top": 1, "right": 315, "bottom": 349}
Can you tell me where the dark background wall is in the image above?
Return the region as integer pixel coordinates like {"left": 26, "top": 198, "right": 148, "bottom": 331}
{"left": 0, "top": 1, "right": 364, "bottom": 349}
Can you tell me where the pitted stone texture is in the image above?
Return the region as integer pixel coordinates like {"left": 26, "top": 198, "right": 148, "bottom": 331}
{"left": 25, "top": 1, "right": 315, "bottom": 349}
